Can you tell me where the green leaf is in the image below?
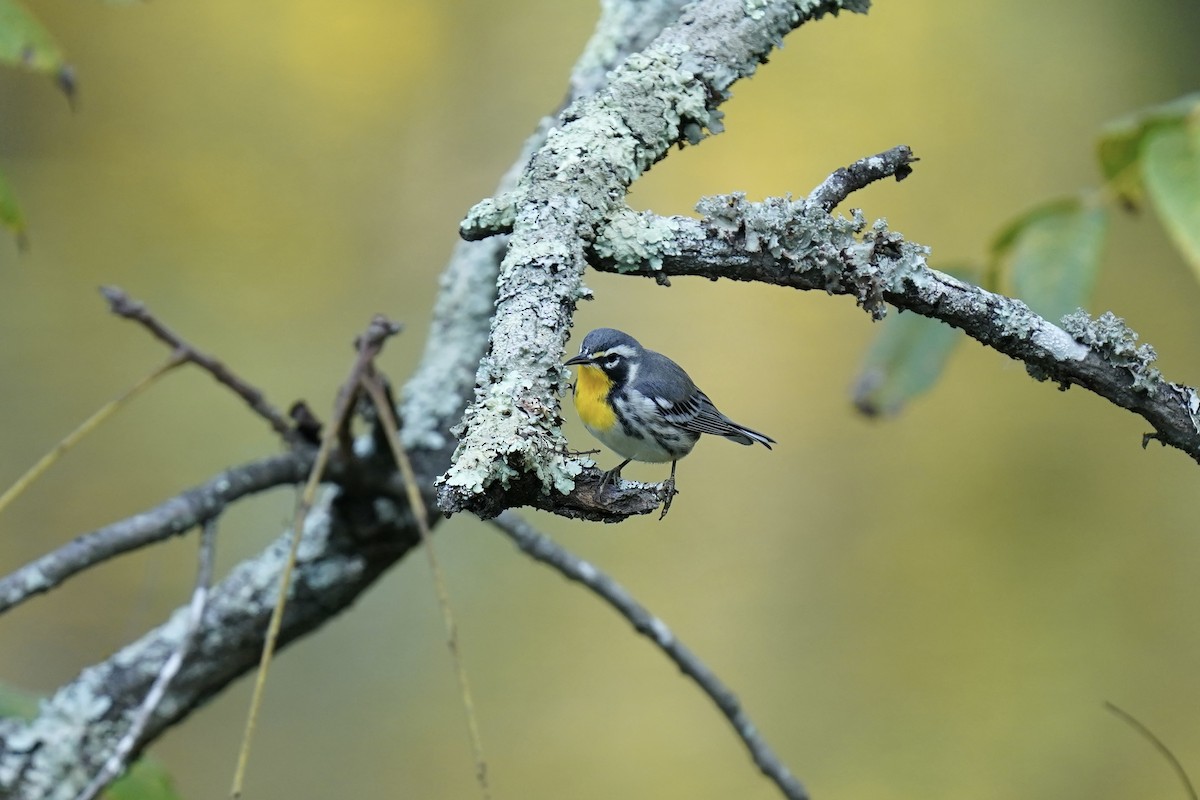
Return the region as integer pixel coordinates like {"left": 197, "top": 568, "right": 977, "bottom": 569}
{"left": 0, "top": 0, "right": 75, "bottom": 98}
{"left": 103, "top": 760, "right": 181, "bottom": 800}
{"left": 853, "top": 300, "right": 965, "bottom": 416}
{"left": 990, "top": 195, "right": 1108, "bottom": 322}
{"left": 0, "top": 681, "right": 39, "bottom": 720}
{"left": 0, "top": 682, "right": 180, "bottom": 800}
{"left": 0, "top": 168, "right": 29, "bottom": 248}
{"left": 1142, "top": 118, "right": 1200, "bottom": 280}
{"left": 1097, "top": 92, "right": 1200, "bottom": 208}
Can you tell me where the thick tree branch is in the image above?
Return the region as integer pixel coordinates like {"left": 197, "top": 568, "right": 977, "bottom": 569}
{"left": 0, "top": 2, "right": 703, "bottom": 795}
{"left": 0, "top": 490, "right": 422, "bottom": 800}
{"left": 459, "top": 467, "right": 670, "bottom": 522}
{"left": 589, "top": 184, "right": 1200, "bottom": 464}
{"left": 438, "top": 0, "right": 870, "bottom": 516}
{"left": 400, "top": 0, "right": 697, "bottom": 453}
{"left": 440, "top": 135, "right": 1200, "bottom": 522}
{"left": 74, "top": 518, "right": 218, "bottom": 800}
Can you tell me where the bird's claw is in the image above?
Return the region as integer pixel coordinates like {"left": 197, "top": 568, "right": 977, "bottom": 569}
{"left": 598, "top": 466, "right": 623, "bottom": 492}
{"left": 657, "top": 477, "right": 678, "bottom": 520}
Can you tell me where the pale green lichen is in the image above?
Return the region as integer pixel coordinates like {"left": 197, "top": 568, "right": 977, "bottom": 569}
{"left": 439, "top": 365, "right": 578, "bottom": 499}
{"left": 697, "top": 193, "right": 867, "bottom": 264}
{"left": 461, "top": 191, "right": 520, "bottom": 238}
{"left": 0, "top": 682, "right": 117, "bottom": 799}
{"left": 1061, "top": 309, "right": 1162, "bottom": 390}
{"left": 745, "top": 0, "right": 772, "bottom": 20}
{"left": 619, "top": 43, "right": 713, "bottom": 146}
{"left": 548, "top": 42, "right": 713, "bottom": 188}
{"left": 595, "top": 208, "right": 682, "bottom": 271}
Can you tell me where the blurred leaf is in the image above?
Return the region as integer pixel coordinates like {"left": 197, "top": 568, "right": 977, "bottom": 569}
{"left": 0, "top": 0, "right": 75, "bottom": 99}
{"left": 1097, "top": 92, "right": 1200, "bottom": 208}
{"left": 0, "top": 168, "right": 29, "bottom": 248}
{"left": 853, "top": 301, "right": 965, "bottom": 417}
{"left": 0, "top": 682, "right": 180, "bottom": 800}
{"left": 0, "top": 681, "right": 39, "bottom": 720}
{"left": 990, "top": 194, "right": 1107, "bottom": 322}
{"left": 1142, "top": 118, "right": 1200, "bottom": 281}
{"left": 0, "top": 0, "right": 61, "bottom": 70}
{"left": 103, "top": 760, "right": 181, "bottom": 800}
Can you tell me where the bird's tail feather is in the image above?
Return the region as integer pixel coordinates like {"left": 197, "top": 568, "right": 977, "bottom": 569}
{"left": 725, "top": 422, "right": 774, "bottom": 449}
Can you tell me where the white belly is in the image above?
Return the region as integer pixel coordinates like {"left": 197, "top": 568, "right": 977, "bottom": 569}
{"left": 586, "top": 391, "right": 699, "bottom": 463}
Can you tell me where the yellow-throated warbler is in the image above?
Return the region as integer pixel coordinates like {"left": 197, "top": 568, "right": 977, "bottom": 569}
{"left": 564, "top": 328, "right": 773, "bottom": 513}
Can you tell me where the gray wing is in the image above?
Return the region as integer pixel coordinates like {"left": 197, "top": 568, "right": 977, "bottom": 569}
{"left": 640, "top": 351, "right": 774, "bottom": 447}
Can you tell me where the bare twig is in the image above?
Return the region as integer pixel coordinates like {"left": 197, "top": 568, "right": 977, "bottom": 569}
{"left": 0, "top": 453, "right": 311, "bottom": 615}
{"left": 75, "top": 517, "right": 219, "bottom": 800}
{"left": 491, "top": 511, "right": 808, "bottom": 800}
{"left": 1105, "top": 702, "right": 1198, "bottom": 800}
{"left": 804, "top": 145, "right": 917, "bottom": 212}
{"left": 101, "top": 286, "right": 301, "bottom": 445}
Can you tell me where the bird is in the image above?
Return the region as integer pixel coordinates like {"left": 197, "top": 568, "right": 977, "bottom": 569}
{"left": 563, "top": 327, "right": 774, "bottom": 517}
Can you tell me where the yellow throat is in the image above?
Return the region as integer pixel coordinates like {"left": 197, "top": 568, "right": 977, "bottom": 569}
{"left": 573, "top": 364, "right": 617, "bottom": 431}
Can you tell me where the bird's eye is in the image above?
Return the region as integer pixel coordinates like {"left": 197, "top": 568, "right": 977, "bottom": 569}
{"left": 604, "top": 355, "right": 621, "bottom": 369}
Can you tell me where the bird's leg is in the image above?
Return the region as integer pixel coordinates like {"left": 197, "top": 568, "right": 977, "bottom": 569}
{"left": 599, "top": 458, "right": 631, "bottom": 491}
{"left": 658, "top": 460, "right": 679, "bottom": 520}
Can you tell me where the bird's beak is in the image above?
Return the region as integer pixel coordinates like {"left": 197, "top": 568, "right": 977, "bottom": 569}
{"left": 563, "top": 353, "right": 594, "bottom": 367}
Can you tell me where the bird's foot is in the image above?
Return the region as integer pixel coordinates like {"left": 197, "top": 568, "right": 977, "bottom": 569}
{"left": 658, "top": 477, "right": 678, "bottom": 520}
{"left": 598, "top": 465, "right": 624, "bottom": 492}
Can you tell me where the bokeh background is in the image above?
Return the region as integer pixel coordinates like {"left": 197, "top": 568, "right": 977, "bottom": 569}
{"left": 2, "top": 1, "right": 1200, "bottom": 798}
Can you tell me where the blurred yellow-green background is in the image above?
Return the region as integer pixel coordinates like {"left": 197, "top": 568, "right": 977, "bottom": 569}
{"left": 3, "top": 1, "right": 1200, "bottom": 798}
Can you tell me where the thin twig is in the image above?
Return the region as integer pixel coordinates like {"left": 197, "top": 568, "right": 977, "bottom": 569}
{"left": 491, "top": 511, "right": 807, "bottom": 800}
{"left": 804, "top": 144, "right": 917, "bottom": 212}
{"left": 101, "top": 286, "right": 300, "bottom": 445}
{"left": 360, "top": 371, "right": 490, "bottom": 800}
{"left": 0, "top": 453, "right": 310, "bottom": 615}
{"left": 75, "top": 517, "right": 219, "bottom": 800}
{"left": 1105, "top": 702, "right": 1198, "bottom": 800}
{"left": 231, "top": 315, "right": 402, "bottom": 798}
{"left": 0, "top": 356, "right": 183, "bottom": 518}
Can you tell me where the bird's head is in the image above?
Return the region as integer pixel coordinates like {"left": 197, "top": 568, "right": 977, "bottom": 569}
{"left": 564, "top": 327, "right": 643, "bottom": 384}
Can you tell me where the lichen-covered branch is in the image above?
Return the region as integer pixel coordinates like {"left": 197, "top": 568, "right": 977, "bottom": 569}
{"left": 591, "top": 191, "right": 1200, "bottom": 464}
{"left": 0, "top": 2, "right": 704, "bottom": 795}
{"left": 0, "top": 454, "right": 311, "bottom": 615}
{"left": 0, "top": 490, "right": 421, "bottom": 800}
{"left": 74, "top": 518, "right": 219, "bottom": 800}
{"left": 465, "top": 468, "right": 670, "bottom": 522}
{"left": 439, "top": 0, "right": 870, "bottom": 517}
{"left": 400, "top": 0, "right": 698, "bottom": 452}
